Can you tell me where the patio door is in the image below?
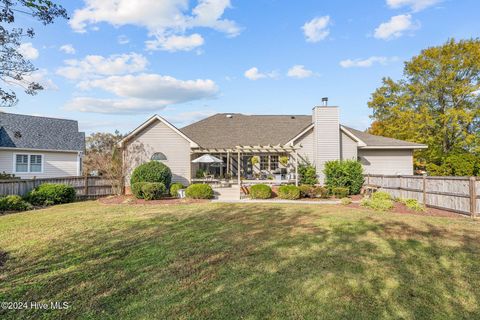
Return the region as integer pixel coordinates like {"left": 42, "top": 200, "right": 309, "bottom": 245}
{"left": 241, "top": 155, "right": 253, "bottom": 177}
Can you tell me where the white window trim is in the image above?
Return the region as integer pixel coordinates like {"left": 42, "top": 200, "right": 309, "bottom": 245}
{"left": 13, "top": 153, "right": 45, "bottom": 174}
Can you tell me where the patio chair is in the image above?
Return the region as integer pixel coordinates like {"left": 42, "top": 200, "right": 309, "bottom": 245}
{"left": 203, "top": 171, "right": 215, "bottom": 181}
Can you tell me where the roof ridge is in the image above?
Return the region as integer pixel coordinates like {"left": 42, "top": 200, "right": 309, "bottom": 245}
{"left": 0, "top": 112, "right": 77, "bottom": 122}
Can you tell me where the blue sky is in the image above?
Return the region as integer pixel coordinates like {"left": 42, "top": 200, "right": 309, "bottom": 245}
{"left": 5, "top": 0, "right": 480, "bottom": 134}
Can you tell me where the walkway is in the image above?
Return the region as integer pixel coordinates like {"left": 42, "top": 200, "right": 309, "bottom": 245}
{"left": 213, "top": 185, "right": 241, "bottom": 201}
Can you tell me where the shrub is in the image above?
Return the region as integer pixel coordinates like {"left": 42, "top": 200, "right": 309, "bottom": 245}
{"left": 0, "top": 195, "right": 32, "bottom": 212}
{"left": 195, "top": 169, "right": 206, "bottom": 179}
{"left": 332, "top": 187, "right": 349, "bottom": 198}
{"left": 170, "top": 182, "right": 185, "bottom": 198}
{"left": 360, "top": 198, "right": 394, "bottom": 211}
{"left": 371, "top": 191, "right": 392, "bottom": 201}
{"left": 299, "top": 185, "right": 328, "bottom": 198}
{"left": 130, "top": 161, "right": 172, "bottom": 189}
{"left": 298, "top": 163, "right": 318, "bottom": 185}
{"left": 249, "top": 184, "right": 272, "bottom": 199}
{"left": 27, "top": 183, "right": 76, "bottom": 206}
{"left": 427, "top": 154, "right": 479, "bottom": 176}
{"left": 278, "top": 185, "right": 301, "bottom": 200}
{"left": 185, "top": 184, "right": 214, "bottom": 199}
{"left": 403, "top": 198, "right": 425, "bottom": 212}
{"left": 131, "top": 182, "right": 147, "bottom": 199}
{"left": 340, "top": 197, "right": 352, "bottom": 205}
{"left": 324, "top": 160, "right": 364, "bottom": 195}
{"left": 141, "top": 182, "right": 166, "bottom": 200}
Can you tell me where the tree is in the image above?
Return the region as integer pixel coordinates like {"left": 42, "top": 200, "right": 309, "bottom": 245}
{"left": 1, "top": 0, "right": 67, "bottom": 107}
{"left": 368, "top": 39, "right": 480, "bottom": 166}
{"left": 84, "top": 131, "right": 125, "bottom": 176}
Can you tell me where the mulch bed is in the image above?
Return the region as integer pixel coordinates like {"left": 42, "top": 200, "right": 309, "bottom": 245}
{"left": 98, "top": 195, "right": 208, "bottom": 205}
{"left": 348, "top": 201, "right": 465, "bottom": 219}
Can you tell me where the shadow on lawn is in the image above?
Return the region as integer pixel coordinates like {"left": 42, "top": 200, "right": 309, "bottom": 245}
{"left": 1, "top": 204, "right": 480, "bottom": 319}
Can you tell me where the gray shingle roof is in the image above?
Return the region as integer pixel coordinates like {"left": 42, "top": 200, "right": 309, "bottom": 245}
{"left": 342, "top": 126, "right": 426, "bottom": 148}
{"left": 181, "top": 114, "right": 312, "bottom": 148}
{"left": 180, "top": 113, "right": 426, "bottom": 149}
{"left": 0, "top": 113, "right": 85, "bottom": 152}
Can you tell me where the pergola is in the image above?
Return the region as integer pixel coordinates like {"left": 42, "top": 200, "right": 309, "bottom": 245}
{"left": 192, "top": 145, "right": 300, "bottom": 186}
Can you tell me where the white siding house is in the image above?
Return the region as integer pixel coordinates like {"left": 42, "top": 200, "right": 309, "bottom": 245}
{"left": 0, "top": 113, "right": 85, "bottom": 179}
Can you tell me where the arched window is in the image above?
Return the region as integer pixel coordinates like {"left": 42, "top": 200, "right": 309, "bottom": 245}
{"left": 151, "top": 152, "right": 167, "bottom": 161}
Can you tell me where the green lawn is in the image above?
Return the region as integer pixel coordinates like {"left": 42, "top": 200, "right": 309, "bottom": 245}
{"left": 1, "top": 201, "right": 480, "bottom": 319}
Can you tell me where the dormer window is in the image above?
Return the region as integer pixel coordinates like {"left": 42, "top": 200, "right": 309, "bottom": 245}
{"left": 151, "top": 152, "right": 167, "bottom": 161}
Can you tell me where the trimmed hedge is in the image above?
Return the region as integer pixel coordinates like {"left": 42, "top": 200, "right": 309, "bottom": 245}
{"left": 27, "top": 183, "right": 76, "bottom": 206}
{"left": 249, "top": 184, "right": 272, "bottom": 199}
{"left": 131, "top": 182, "right": 147, "bottom": 199}
{"left": 130, "top": 161, "right": 172, "bottom": 189}
{"left": 324, "top": 160, "right": 364, "bottom": 195}
{"left": 185, "top": 184, "right": 214, "bottom": 199}
{"left": 142, "top": 182, "right": 166, "bottom": 200}
{"left": 332, "top": 187, "right": 349, "bottom": 199}
{"left": 278, "top": 185, "right": 301, "bottom": 200}
{"left": 170, "top": 183, "right": 185, "bottom": 198}
{"left": 298, "top": 185, "right": 328, "bottom": 198}
{"left": 0, "top": 195, "right": 32, "bottom": 212}
{"left": 298, "top": 163, "right": 318, "bottom": 185}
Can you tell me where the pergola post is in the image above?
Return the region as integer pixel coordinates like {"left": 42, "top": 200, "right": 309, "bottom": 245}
{"left": 294, "top": 151, "right": 299, "bottom": 186}
{"left": 227, "top": 151, "right": 230, "bottom": 178}
{"left": 237, "top": 150, "right": 241, "bottom": 186}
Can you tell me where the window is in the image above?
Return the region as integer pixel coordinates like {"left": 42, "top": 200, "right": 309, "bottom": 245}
{"left": 15, "top": 154, "right": 28, "bottom": 172}
{"left": 270, "top": 155, "right": 279, "bottom": 171}
{"left": 151, "top": 152, "right": 167, "bottom": 161}
{"left": 14, "top": 154, "right": 43, "bottom": 173}
{"left": 30, "top": 155, "right": 42, "bottom": 172}
{"left": 260, "top": 155, "right": 268, "bottom": 170}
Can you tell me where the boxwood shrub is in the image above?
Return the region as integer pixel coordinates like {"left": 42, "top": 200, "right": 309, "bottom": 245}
{"left": 131, "top": 182, "right": 147, "bottom": 199}
{"left": 27, "top": 183, "right": 76, "bottom": 206}
{"left": 278, "top": 185, "right": 301, "bottom": 200}
{"left": 0, "top": 195, "right": 32, "bottom": 212}
{"left": 130, "top": 161, "right": 172, "bottom": 189}
{"left": 141, "top": 182, "right": 166, "bottom": 200}
{"left": 170, "top": 182, "right": 185, "bottom": 198}
{"left": 332, "top": 187, "right": 349, "bottom": 199}
{"left": 324, "top": 160, "right": 364, "bottom": 195}
{"left": 185, "top": 184, "right": 214, "bottom": 199}
{"left": 298, "top": 185, "right": 328, "bottom": 198}
{"left": 249, "top": 184, "right": 272, "bottom": 199}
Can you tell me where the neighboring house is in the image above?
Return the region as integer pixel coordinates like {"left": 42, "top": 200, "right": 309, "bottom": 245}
{"left": 118, "top": 104, "right": 426, "bottom": 188}
{"left": 0, "top": 113, "right": 85, "bottom": 179}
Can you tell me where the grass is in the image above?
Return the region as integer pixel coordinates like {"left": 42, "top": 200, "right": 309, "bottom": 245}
{"left": 1, "top": 201, "right": 480, "bottom": 319}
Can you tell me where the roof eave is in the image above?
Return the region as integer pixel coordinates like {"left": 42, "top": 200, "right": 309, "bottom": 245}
{"left": 359, "top": 145, "right": 428, "bottom": 150}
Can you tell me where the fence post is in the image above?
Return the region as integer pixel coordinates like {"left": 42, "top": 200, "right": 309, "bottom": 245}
{"left": 399, "top": 175, "right": 403, "bottom": 199}
{"left": 84, "top": 176, "right": 89, "bottom": 198}
{"left": 422, "top": 175, "right": 427, "bottom": 205}
{"left": 469, "top": 176, "right": 476, "bottom": 218}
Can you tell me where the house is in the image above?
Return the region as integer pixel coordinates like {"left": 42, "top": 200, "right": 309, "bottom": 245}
{"left": 0, "top": 113, "right": 85, "bottom": 179}
{"left": 118, "top": 104, "right": 426, "bottom": 189}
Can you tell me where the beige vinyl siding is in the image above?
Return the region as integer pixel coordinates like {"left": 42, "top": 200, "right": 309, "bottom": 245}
{"left": 358, "top": 149, "right": 414, "bottom": 175}
{"left": 341, "top": 132, "right": 358, "bottom": 160}
{"left": 124, "top": 119, "right": 191, "bottom": 186}
{"left": 0, "top": 149, "right": 79, "bottom": 179}
{"left": 293, "top": 127, "right": 315, "bottom": 164}
{"left": 313, "top": 107, "right": 340, "bottom": 183}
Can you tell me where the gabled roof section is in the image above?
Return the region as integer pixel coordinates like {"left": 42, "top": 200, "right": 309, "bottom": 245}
{"left": 119, "top": 114, "right": 199, "bottom": 148}
{"left": 341, "top": 126, "right": 427, "bottom": 149}
{"left": 0, "top": 113, "right": 85, "bottom": 152}
{"left": 180, "top": 113, "right": 312, "bottom": 149}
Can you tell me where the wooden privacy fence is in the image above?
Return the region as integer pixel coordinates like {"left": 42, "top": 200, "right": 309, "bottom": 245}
{"left": 0, "top": 176, "right": 115, "bottom": 199}
{"left": 366, "top": 174, "right": 479, "bottom": 217}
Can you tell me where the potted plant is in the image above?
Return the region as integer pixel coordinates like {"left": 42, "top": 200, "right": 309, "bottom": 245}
{"left": 251, "top": 156, "right": 260, "bottom": 166}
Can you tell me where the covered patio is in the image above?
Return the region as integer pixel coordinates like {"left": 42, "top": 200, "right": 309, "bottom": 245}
{"left": 191, "top": 145, "right": 300, "bottom": 186}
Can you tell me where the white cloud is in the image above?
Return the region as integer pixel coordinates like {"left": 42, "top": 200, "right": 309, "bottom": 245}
{"left": 340, "top": 56, "right": 398, "bottom": 68}
{"left": 64, "top": 73, "right": 218, "bottom": 114}
{"left": 287, "top": 65, "right": 314, "bottom": 78}
{"left": 166, "top": 110, "right": 216, "bottom": 125}
{"left": 117, "top": 35, "right": 130, "bottom": 45}
{"left": 302, "top": 16, "right": 330, "bottom": 43}
{"left": 70, "top": 0, "right": 241, "bottom": 51}
{"left": 386, "top": 0, "right": 441, "bottom": 12}
{"left": 18, "top": 42, "right": 39, "bottom": 60}
{"left": 145, "top": 33, "right": 204, "bottom": 52}
{"left": 59, "top": 44, "right": 76, "bottom": 54}
{"left": 56, "top": 53, "right": 148, "bottom": 80}
{"left": 374, "top": 14, "right": 418, "bottom": 40}
{"left": 8, "top": 69, "right": 58, "bottom": 91}
{"left": 244, "top": 67, "right": 278, "bottom": 80}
